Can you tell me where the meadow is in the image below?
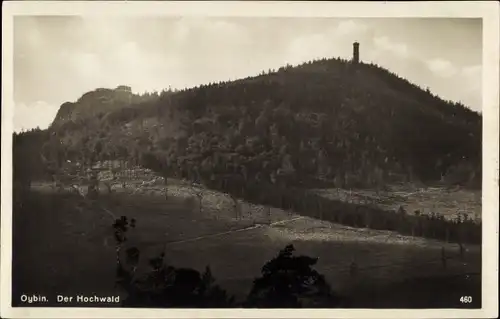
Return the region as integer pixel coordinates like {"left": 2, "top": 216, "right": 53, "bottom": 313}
{"left": 12, "top": 177, "right": 481, "bottom": 308}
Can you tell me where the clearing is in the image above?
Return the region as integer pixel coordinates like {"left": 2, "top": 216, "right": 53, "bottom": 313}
{"left": 313, "top": 184, "right": 481, "bottom": 221}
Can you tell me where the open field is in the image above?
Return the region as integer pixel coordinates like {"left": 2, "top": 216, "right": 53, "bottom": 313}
{"left": 12, "top": 179, "right": 481, "bottom": 308}
{"left": 313, "top": 184, "right": 481, "bottom": 221}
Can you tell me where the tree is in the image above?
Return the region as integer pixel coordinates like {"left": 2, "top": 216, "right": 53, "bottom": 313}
{"left": 159, "top": 157, "right": 170, "bottom": 200}
{"left": 230, "top": 193, "right": 240, "bottom": 219}
{"left": 113, "top": 215, "right": 138, "bottom": 288}
{"left": 191, "top": 182, "right": 204, "bottom": 214}
{"left": 87, "top": 169, "right": 100, "bottom": 200}
{"left": 246, "top": 244, "right": 339, "bottom": 308}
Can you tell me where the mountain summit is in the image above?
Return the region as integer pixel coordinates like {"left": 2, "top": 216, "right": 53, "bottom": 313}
{"left": 48, "top": 54, "right": 481, "bottom": 189}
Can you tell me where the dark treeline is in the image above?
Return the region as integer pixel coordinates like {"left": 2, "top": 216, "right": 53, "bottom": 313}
{"left": 223, "top": 179, "right": 481, "bottom": 245}
{"left": 13, "top": 127, "right": 49, "bottom": 199}
{"left": 146, "top": 155, "right": 480, "bottom": 245}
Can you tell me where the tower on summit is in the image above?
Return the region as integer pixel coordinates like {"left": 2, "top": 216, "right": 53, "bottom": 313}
{"left": 353, "top": 42, "right": 360, "bottom": 64}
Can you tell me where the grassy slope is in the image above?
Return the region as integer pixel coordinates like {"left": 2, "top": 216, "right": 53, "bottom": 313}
{"left": 13, "top": 180, "right": 481, "bottom": 308}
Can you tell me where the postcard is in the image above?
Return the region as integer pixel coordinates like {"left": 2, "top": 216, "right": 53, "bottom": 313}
{"left": 1, "top": 1, "right": 498, "bottom": 318}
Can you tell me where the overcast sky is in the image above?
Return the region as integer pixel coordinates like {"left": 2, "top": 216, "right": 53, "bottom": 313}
{"left": 13, "top": 16, "right": 482, "bottom": 132}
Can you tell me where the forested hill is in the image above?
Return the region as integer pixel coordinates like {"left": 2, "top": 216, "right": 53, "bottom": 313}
{"left": 37, "top": 57, "right": 481, "bottom": 189}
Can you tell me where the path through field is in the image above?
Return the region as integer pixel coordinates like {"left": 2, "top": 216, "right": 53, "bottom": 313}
{"left": 162, "top": 217, "right": 304, "bottom": 247}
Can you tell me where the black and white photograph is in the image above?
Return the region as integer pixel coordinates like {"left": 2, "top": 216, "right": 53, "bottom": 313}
{"left": 1, "top": 1, "right": 499, "bottom": 318}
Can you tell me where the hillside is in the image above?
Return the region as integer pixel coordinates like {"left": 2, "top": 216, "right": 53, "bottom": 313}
{"left": 42, "top": 57, "right": 481, "bottom": 191}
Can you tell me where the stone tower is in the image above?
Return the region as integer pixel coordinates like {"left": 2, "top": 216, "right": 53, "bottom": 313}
{"left": 353, "top": 42, "right": 360, "bottom": 64}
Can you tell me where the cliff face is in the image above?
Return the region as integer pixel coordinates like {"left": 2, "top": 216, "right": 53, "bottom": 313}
{"left": 51, "top": 86, "right": 135, "bottom": 126}
{"left": 53, "top": 101, "right": 76, "bottom": 124}
{"left": 46, "top": 57, "right": 481, "bottom": 188}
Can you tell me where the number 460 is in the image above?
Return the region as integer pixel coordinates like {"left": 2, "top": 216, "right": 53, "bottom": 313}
{"left": 460, "top": 296, "right": 472, "bottom": 303}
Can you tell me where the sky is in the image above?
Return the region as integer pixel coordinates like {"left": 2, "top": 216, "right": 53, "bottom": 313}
{"left": 13, "top": 16, "right": 482, "bottom": 132}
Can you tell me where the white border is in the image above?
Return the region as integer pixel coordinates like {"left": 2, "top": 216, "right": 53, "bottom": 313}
{"left": 1, "top": 1, "right": 499, "bottom": 318}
